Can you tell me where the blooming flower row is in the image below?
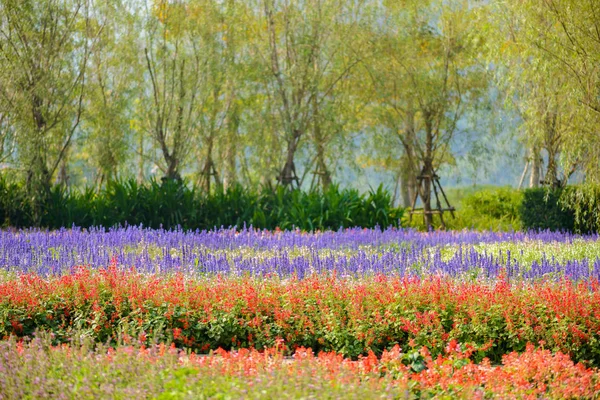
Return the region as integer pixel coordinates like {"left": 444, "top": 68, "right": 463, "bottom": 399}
{"left": 2, "top": 265, "right": 600, "bottom": 365}
{"left": 1, "top": 337, "right": 598, "bottom": 399}
{"left": 2, "top": 227, "right": 600, "bottom": 280}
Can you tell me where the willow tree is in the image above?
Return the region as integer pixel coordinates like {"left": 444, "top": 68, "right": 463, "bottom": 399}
{"left": 479, "top": 0, "right": 584, "bottom": 189}
{"left": 138, "top": 0, "right": 205, "bottom": 181}
{"left": 483, "top": 0, "right": 600, "bottom": 184}
{"left": 0, "top": 0, "right": 99, "bottom": 221}
{"left": 366, "top": 0, "right": 485, "bottom": 227}
{"left": 186, "top": 0, "right": 244, "bottom": 192}
{"left": 250, "top": 0, "right": 363, "bottom": 188}
{"left": 80, "top": 0, "right": 142, "bottom": 187}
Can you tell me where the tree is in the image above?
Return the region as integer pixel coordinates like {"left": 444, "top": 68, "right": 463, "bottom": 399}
{"left": 139, "top": 0, "right": 204, "bottom": 181}
{"left": 365, "top": 0, "right": 486, "bottom": 227}
{"left": 81, "top": 0, "right": 141, "bottom": 187}
{"left": 482, "top": 3, "right": 578, "bottom": 187}
{"left": 187, "top": 0, "right": 239, "bottom": 192}
{"left": 485, "top": 0, "right": 600, "bottom": 184}
{"left": 251, "top": 0, "right": 363, "bottom": 188}
{"left": 0, "top": 0, "right": 100, "bottom": 222}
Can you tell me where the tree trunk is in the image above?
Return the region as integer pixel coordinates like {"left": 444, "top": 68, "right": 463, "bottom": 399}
{"left": 165, "top": 155, "right": 181, "bottom": 181}
{"left": 311, "top": 75, "right": 331, "bottom": 190}
{"left": 137, "top": 131, "right": 145, "bottom": 184}
{"left": 315, "top": 140, "right": 331, "bottom": 190}
{"left": 26, "top": 142, "right": 51, "bottom": 227}
{"left": 27, "top": 97, "right": 51, "bottom": 226}
{"left": 419, "top": 160, "right": 434, "bottom": 229}
{"left": 278, "top": 131, "right": 300, "bottom": 187}
{"left": 399, "top": 152, "right": 418, "bottom": 208}
{"left": 545, "top": 153, "right": 559, "bottom": 189}
{"left": 544, "top": 111, "right": 561, "bottom": 189}
{"left": 157, "top": 126, "right": 181, "bottom": 182}
{"left": 399, "top": 165, "right": 411, "bottom": 208}
{"left": 402, "top": 102, "right": 418, "bottom": 208}
{"left": 55, "top": 157, "right": 69, "bottom": 188}
{"left": 529, "top": 146, "right": 541, "bottom": 188}
{"left": 420, "top": 113, "right": 435, "bottom": 229}
{"left": 222, "top": 107, "right": 239, "bottom": 190}
{"left": 200, "top": 133, "right": 218, "bottom": 193}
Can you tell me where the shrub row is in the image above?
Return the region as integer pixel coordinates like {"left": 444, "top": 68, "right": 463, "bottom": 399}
{"left": 0, "top": 178, "right": 403, "bottom": 231}
{"left": 452, "top": 187, "right": 523, "bottom": 231}
{"left": 2, "top": 268, "right": 600, "bottom": 366}
{"left": 2, "top": 174, "right": 599, "bottom": 232}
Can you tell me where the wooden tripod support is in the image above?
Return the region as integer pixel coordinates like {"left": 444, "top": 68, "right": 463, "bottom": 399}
{"left": 408, "top": 174, "right": 455, "bottom": 229}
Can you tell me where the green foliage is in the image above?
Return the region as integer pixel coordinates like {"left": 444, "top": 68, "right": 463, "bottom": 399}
{"left": 12, "top": 176, "right": 600, "bottom": 234}
{"left": 406, "top": 185, "right": 600, "bottom": 233}
{"left": 459, "top": 187, "right": 523, "bottom": 230}
{"left": 0, "top": 178, "right": 403, "bottom": 231}
{"left": 444, "top": 185, "right": 502, "bottom": 211}
{"left": 406, "top": 187, "right": 523, "bottom": 231}
{"left": 520, "top": 188, "right": 574, "bottom": 232}
{"left": 0, "top": 178, "right": 30, "bottom": 227}
{"left": 559, "top": 185, "right": 600, "bottom": 234}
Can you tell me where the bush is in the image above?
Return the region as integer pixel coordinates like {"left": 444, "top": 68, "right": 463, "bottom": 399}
{"left": 405, "top": 187, "right": 523, "bottom": 231}
{"left": 559, "top": 184, "right": 600, "bottom": 233}
{"left": 520, "top": 188, "right": 575, "bottom": 232}
{"left": 0, "top": 178, "right": 31, "bottom": 227}
{"left": 0, "top": 178, "right": 404, "bottom": 231}
{"left": 459, "top": 187, "right": 523, "bottom": 231}
{"left": 407, "top": 185, "right": 586, "bottom": 233}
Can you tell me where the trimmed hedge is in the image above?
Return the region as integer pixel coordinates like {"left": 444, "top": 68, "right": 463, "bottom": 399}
{"left": 520, "top": 186, "right": 600, "bottom": 233}
{"left": 0, "top": 178, "right": 403, "bottom": 231}
{"left": 520, "top": 188, "right": 575, "bottom": 232}
{"left": 458, "top": 187, "right": 523, "bottom": 231}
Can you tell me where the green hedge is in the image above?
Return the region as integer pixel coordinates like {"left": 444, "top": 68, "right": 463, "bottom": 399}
{"left": 519, "top": 188, "right": 575, "bottom": 232}
{"left": 0, "top": 178, "right": 403, "bottom": 231}
{"left": 450, "top": 186, "right": 595, "bottom": 233}
{"left": 459, "top": 187, "right": 523, "bottom": 231}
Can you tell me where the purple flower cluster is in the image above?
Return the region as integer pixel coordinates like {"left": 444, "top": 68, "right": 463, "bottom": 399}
{"left": 0, "top": 226, "right": 598, "bottom": 280}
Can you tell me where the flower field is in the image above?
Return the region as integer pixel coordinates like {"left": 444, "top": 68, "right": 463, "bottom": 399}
{"left": 2, "top": 227, "right": 600, "bottom": 398}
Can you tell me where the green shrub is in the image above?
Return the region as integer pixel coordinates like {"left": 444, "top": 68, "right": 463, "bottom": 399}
{"left": 457, "top": 187, "right": 523, "bottom": 231}
{"left": 405, "top": 187, "right": 523, "bottom": 231}
{"left": 520, "top": 188, "right": 574, "bottom": 232}
{"left": 462, "top": 187, "right": 522, "bottom": 220}
{"left": 0, "top": 178, "right": 31, "bottom": 228}
{"left": 0, "top": 178, "right": 404, "bottom": 231}
{"left": 559, "top": 185, "right": 600, "bottom": 233}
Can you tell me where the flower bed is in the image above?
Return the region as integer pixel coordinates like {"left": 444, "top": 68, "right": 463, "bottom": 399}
{"left": 1, "top": 337, "right": 598, "bottom": 399}
{"left": 3, "top": 228, "right": 600, "bottom": 397}
{"left": 2, "top": 265, "right": 600, "bottom": 365}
